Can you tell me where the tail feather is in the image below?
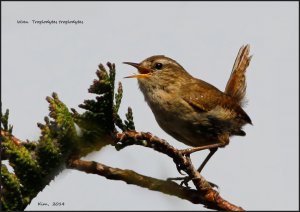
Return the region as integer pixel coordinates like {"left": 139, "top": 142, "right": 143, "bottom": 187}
{"left": 225, "top": 44, "right": 252, "bottom": 106}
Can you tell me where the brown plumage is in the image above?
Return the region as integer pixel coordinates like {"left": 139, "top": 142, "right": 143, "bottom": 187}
{"left": 124, "top": 45, "right": 253, "bottom": 172}
{"left": 225, "top": 44, "right": 252, "bottom": 106}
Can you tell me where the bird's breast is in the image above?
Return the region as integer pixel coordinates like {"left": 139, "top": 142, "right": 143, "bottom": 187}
{"left": 138, "top": 79, "right": 216, "bottom": 146}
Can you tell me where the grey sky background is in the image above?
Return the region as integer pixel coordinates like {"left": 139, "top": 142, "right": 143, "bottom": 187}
{"left": 1, "top": 1, "right": 299, "bottom": 210}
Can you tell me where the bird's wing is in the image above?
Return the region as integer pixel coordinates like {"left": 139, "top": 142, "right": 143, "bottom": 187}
{"left": 225, "top": 44, "right": 252, "bottom": 106}
{"left": 180, "top": 80, "right": 227, "bottom": 112}
{"left": 180, "top": 81, "right": 252, "bottom": 124}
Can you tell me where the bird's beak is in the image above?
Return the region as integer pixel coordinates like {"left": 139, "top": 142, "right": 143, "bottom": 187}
{"left": 123, "top": 62, "right": 152, "bottom": 79}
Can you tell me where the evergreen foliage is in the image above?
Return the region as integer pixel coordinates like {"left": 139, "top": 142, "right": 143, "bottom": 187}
{"left": 0, "top": 62, "right": 135, "bottom": 210}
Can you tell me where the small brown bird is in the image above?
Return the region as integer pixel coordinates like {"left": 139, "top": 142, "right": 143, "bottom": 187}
{"left": 124, "top": 45, "right": 252, "bottom": 173}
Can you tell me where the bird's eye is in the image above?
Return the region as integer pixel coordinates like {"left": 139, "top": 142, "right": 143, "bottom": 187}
{"left": 154, "top": 63, "right": 163, "bottom": 70}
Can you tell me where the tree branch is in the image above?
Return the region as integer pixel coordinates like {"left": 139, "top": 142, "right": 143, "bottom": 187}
{"left": 67, "top": 159, "right": 221, "bottom": 209}
{"left": 1, "top": 128, "right": 244, "bottom": 211}
{"left": 113, "top": 131, "right": 244, "bottom": 211}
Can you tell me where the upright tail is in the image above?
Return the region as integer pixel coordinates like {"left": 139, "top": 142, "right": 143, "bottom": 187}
{"left": 225, "top": 44, "right": 252, "bottom": 106}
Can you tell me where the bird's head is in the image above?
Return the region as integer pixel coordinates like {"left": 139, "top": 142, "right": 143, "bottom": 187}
{"left": 123, "top": 55, "right": 188, "bottom": 79}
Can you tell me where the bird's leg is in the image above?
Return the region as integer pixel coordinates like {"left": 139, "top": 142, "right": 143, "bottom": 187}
{"left": 197, "top": 147, "right": 218, "bottom": 173}
{"left": 178, "top": 142, "right": 225, "bottom": 155}
{"left": 167, "top": 176, "right": 219, "bottom": 189}
{"left": 179, "top": 143, "right": 226, "bottom": 175}
{"left": 169, "top": 143, "right": 225, "bottom": 188}
{"left": 176, "top": 143, "right": 225, "bottom": 175}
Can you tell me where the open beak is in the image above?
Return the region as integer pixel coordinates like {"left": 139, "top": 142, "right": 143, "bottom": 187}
{"left": 123, "top": 62, "right": 152, "bottom": 79}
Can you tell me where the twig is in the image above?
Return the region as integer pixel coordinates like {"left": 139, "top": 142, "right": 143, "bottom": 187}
{"left": 67, "top": 159, "right": 221, "bottom": 210}
{"left": 113, "top": 131, "right": 244, "bottom": 211}
{"left": 1, "top": 129, "right": 244, "bottom": 210}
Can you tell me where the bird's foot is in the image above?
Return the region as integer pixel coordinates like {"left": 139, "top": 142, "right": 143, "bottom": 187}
{"left": 172, "top": 150, "right": 193, "bottom": 175}
{"left": 173, "top": 158, "right": 188, "bottom": 175}
{"left": 167, "top": 176, "right": 192, "bottom": 188}
{"left": 167, "top": 176, "right": 219, "bottom": 189}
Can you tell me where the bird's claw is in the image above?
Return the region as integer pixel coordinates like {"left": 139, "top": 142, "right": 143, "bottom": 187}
{"left": 173, "top": 150, "right": 192, "bottom": 175}
{"left": 208, "top": 181, "right": 219, "bottom": 189}
{"left": 175, "top": 163, "right": 186, "bottom": 175}
{"left": 167, "top": 176, "right": 192, "bottom": 188}
{"left": 167, "top": 176, "right": 219, "bottom": 190}
{"left": 180, "top": 177, "right": 192, "bottom": 188}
